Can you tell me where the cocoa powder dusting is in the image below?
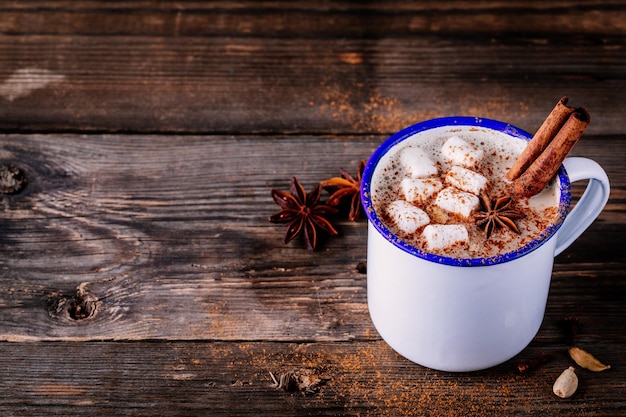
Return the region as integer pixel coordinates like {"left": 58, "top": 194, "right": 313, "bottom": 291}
{"left": 238, "top": 342, "right": 547, "bottom": 415}
{"left": 318, "top": 80, "right": 438, "bottom": 133}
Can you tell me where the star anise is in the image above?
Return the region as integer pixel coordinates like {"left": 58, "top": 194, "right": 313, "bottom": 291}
{"left": 474, "top": 193, "right": 526, "bottom": 239}
{"left": 269, "top": 177, "right": 339, "bottom": 250}
{"left": 321, "top": 160, "right": 365, "bottom": 221}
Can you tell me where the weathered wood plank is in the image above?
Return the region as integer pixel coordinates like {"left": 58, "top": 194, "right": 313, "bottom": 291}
{"left": 0, "top": 2, "right": 624, "bottom": 134}
{"left": 0, "top": 134, "right": 373, "bottom": 341}
{"left": 0, "top": 134, "right": 624, "bottom": 342}
{"left": 0, "top": 3, "right": 624, "bottom": 415}
{"left": 0, "top": 340, "right": 624, "bottom": 416}
{"left": 1, "top": 1, "right": 625, "bottom": 37}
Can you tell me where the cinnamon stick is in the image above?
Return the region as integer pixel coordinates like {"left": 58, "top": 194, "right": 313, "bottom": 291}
{"left": 506, "top": 96, "right": 575, "bottom": 181}
{"left": 512, "top": 107, "right": 590, "bottom": 198}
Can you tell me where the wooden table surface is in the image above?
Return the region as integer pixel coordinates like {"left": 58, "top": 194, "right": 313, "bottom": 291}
{"left": 1, "top": 2, "right": 624, "bottom": 415}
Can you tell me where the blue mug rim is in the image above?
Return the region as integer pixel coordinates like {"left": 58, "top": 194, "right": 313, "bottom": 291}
{"left": 360, "top": 116, "right": 572, "bottom": 267}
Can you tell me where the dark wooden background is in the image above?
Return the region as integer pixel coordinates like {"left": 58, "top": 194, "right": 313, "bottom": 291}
{"left": 0, "top": 2, "right": 624, "bottom": 415}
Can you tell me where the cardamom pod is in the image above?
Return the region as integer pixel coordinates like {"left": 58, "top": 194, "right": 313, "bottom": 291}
{"left": 553, "top": 366, "right": 578, "bottom": 398}
{"left": 568, "top": 346, "right": 611, "bottom": 372}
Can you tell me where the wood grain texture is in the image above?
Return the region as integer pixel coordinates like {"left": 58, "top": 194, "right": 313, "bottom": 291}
{"left": 0, "top": 134, "right": 624, "bottom": 343}
{"left": 1, "top": 1, "right": 625, "bottom": 36}
{"left": 0, "top": 1, "right": 624, "bottom": 134}
{"left": 0, "top": 2, "right": 625, "bottom": 415}
{"left": 0, "top": 341, "right": 624, "bottom": 416}
{"left": 0, "top": 134, "right": 377, "bottom": 341}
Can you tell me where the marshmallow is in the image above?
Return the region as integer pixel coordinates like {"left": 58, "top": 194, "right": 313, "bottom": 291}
{"left": 441, "top": 136, "right": 484, "bottom": 168}
{"left": 401, "top": 177, "right": 444, "bottom": 205}
{"left": 433, "top": 186, "right": 480, "bottom": 219}
{"left": 444, "top": 165, "right": 488, "bottom": 195}
{"left": 422, "top": 224, "right": 469, "bottom": 251}
{"left": 399, "top": 147, "right": 439, "bottom": 178}
{"left": 385, "top": 200, "right": 430, "bottom": 234}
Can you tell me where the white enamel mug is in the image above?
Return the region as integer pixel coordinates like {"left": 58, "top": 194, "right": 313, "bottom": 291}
{"left": 361, "top": 117, "right": 610, "bottom": 372}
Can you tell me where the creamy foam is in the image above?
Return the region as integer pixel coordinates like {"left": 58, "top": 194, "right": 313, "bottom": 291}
{"left": 371, "top": 126, "right": 560, "bottom": 259}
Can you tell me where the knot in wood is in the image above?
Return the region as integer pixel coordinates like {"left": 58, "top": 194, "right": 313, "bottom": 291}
{"left": 68, "top": 293, "right": 97, "bottom": 320}
{"left": 50, "top": 287, "right": 99, "bottom": 321}
{"left": 0, "top": 164, "right": 27, "bottom": 194}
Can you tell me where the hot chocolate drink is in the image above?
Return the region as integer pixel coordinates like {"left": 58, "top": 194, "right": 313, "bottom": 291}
{"left": 370, "top": 126, "right": 561, "bottom": 259}
{"left": 362, "top": 109, "right": 607, "bottom": 372}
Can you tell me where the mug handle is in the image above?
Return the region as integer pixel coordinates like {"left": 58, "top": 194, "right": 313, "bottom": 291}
{"left": 554, "top": 157, "right": 610, "bottom": 257}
